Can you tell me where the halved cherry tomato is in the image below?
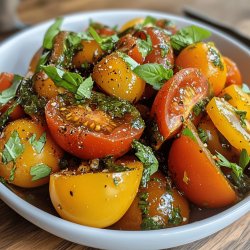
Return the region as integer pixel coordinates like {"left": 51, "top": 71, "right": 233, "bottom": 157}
{"left": 113, "top": 171, "right": 189, "bottom": 230}
{"left": 220, "top": 84, "right": 250, "bottom": 120}
{"left": 45, "top": 93, "right": 144, "bottom": 159}
{"left": 168, "top": 121, "right": 238, "bottom": 208}
{"left": 151, "top": 68, "right": 209, "bottom": 140}
{"left": 0, "top": 119, "right": 63, "bottom": 188}
{"left": 27, "top": 47, "right": 43, "bottom": 77}
{"left": 0, "top": 73, "right": 24, "bottom": 120}
{"left": 206, "top": 97, "right": 250, "bottom": 154}
{"left": 120, "top": 17, "right": 144, "bottom": 32}
{"left": 92, "top": 52, "right": 145, "bottom": 102}
{"left": 49, "top": 159, "right": 143, "bottom": 228}
{"left": 175, "top": 42, "right": 227, "bottom": 96}
{"left": 89, "top": 22, "right": 117, "bottom": 37}
{"left": 223, "top": 57, "right": 242, "bottom": 86}
{"left": 135, "top": 27, "right": 174, "bottom": 69}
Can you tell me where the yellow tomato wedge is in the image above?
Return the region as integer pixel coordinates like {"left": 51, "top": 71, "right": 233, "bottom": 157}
{"left": 206, "top": 97, "right": 250, "bottom": 154}
{"left": 49, "top": 161, "right": 143, "bottom": 228}
{"left": 120, "top": 17, "right": 144, "bottom": 32}
{"left": 221, "top": 84, "right": 250, "bottom": 120}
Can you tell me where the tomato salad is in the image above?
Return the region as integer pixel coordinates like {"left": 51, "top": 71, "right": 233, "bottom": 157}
{"left": 0, "top": 16, "right": 249, "bottom": 230}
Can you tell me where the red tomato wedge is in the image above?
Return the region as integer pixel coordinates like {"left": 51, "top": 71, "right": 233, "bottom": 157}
{"left": 168, "top": 122, "right": 238, "bottom": 208}
{"left": 45, "top": 94, "right": 144, "bottom": 159}
{"left": 151, "top": 68, "right": 209, "bottom": 140}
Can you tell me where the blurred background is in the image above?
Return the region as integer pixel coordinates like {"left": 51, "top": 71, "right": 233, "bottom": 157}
{"left": 0, "top": 0, "right": 249, "bottom": 45}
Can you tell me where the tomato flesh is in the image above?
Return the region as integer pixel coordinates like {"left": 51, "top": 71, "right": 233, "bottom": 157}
{"left": 45, "top": 95, "right": 144, "bottom": 159}
{"left": 151, "top": 68, "right": 209, "bottom": 140}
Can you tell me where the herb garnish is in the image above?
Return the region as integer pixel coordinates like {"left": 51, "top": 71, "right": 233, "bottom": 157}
{"left": 2, "top": 130, "right": 24, "bottom": 164}
{"left": 133, "top": 63, "right": 173, "bottom": 90}
{"left": 30, "top": 163, "right": 51, "bottom": 181}
{"left": 222, "top": 93, "right": 232, "bottom": 101}
{"left": 239, "top": 149, "right": 250, "bottom": 172}
{"left": 182, "top": 127, "right": 196, "bottom": 142}
{"left": 138, "top": 192, "right": 149, "bottom": 215}
{"left": 132, "top": 140, "right": 158, "bottom": 187}
{"left": 9, "top": 166, "right": 17, "bottom": 182}
{"left": 192, "top": 98, "right": 209, "bottom": 116}
{"left": 100, "top": 156, "right": 131, "bottom": 172}
{"left": 88, "top": 26, "right": 119, "bottom": 52}
{"left": 43, "top": 17, "right": 63, "bottom": 50}
{"left": 141, "top": 216, "right": 164, "bottom": 230}
{"left": 0, "top": 75, "right": 23, "bottom": 107}
{"left": 41, "top": 65, "right": 93, "bottom": 99}
{"left": 136, "top": 35, "right": 152, "bottom": 58}
{"left": 28, "top": 132, "right": 47, "bottom": 154}
{"left": 208, "top": 46, "right": 224, "bottom": 70}
{"left": 168, "top": 207, "right": 183, "bottom": 225}
{"left": 117, "top": 51, "right": 139, "bottom": 70}
{"left": 235, "top": 109, "right": 247, "bottom": 128}
{"left": 170, "top": 25, "right": 211, "bottom": 51}
{"left": 35, "top": 51, "right": 50, "bottom": 73}
{"left": 197, "top": 127, "right": 208, "bottom": 144}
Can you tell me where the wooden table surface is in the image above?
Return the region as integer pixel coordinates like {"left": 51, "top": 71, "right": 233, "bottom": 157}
{"left": 0, "top": 0, "right": 250, "bottom": 249}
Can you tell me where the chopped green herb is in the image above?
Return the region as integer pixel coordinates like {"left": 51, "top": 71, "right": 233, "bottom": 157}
{"left": 141, "top": 16, "right": 157, "bottom": 27}
{"left": 88, "top": 26, "right": 118, "bottom": 52}
{"left": 141, "top": 216, "right": 164, "bottom": 230}
{"left": 41, "top": 66, "right": 93, "bottom": 99}
{"left": 136, "top": 35, "right": 152, "bottom": 58}
{"left": 242, "top": 83, "right": 250, "bottom": 94}
{"left": 208, "top": 46, "right": 224, "bottom": 70}
{"left": 215, "top": 151, "right": 243, "bottom": 179}
{"left": 223, "top": 93, "right": 232, "bottom": 101}
{"left": 170, "top": 25, "right": 211, "bottom": 51}
{"left": 132, "top": 140, "right": 158, "bottom": 187}
{"left": 30, "top": 163, "right": 51, "bottom": 181}
{"left": 138, "top": 192, "right": 149, "bottom": 215}
{"left": 168, "top": 207, "right": 183, "bottom": 225}
{"left": 159, "top": 44, "right": 169, "bottom": 58}
{"left": 100, "top": 156, "right": 131, "bottom": 172}
{"left": 0, "top": 75, "right": 23, "bottom": 107}
{"left": 197, "top": 127, "right": 208, "bottom": 144}
{"left": 35, "top": 51, "right": 50, "bottom": 73}
{"left": 182, "top": 127, "right": 196, "bottom": 142}
{"left": 9, "top": 166, "right": 16, "bottom": 182}
{"left": 117, "top": 51, "right": 139, "bottom": 70}
{"left": 43, "top": 17, "right": 63, "bottom": 50}
{"left": 28, "top": 132, "right": 46, "bottom": 154}
{"left": 0, "top": 176, "right": 6, "bottom": 185}
{"left": 239, "top": 149, "right": 250, "bottom": 171}
{"left": 133, "top": 63, "right": 173, "bottom": 90}
{"left": 113, "top": 176, "right": 120, "bottom": 186}
{"left": 235, "top": 109, "right": 247, "bottom": 128}
{"left": 2, "top": 130, "right": 24, "bottom": 164}
{"left": 192, "top": 98, "right": 209, "bottom": 116}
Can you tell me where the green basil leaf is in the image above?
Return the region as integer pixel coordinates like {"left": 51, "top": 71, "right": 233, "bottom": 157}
{"left": 43, "top": 17, "right": 63, "bottom": 49}
{"left": 9, "top": 166, "right": 17, "bottom": 182}
{"left": 30, "top": 163, "right": 51, "bottom": 181}
{"left": 76, "top": 76, "right": 94, "bottom": 99}
{"left": 88, "top": 26, "right": 118, "bottom": 51}
{"left": 2, "top": 130, "right": 24, "bottom": 164}
{"left": 0, "top": 75, "right": 23, "bottom": 107}
{"left": 239, "top": 149, "right": 250, "bottom": 171}
{"left": 117, "top": 51, "right": 139, "bottom": 70}
{"left": 170, "top": 25, "right": 211, "bottom": 51}
{"left": 133, "top": 63, "right": 173, "bottom": 90}
{"left": 132, "top": 140, "right": 158, "bottom": 187}
{"left": 35, "top": 51, "right": 50, "bottom": 73}
{"left": 137, "top": 36, "right": 152, "bottom": 58}
{"left": 41, "top": 65, "right": 93, "bottom": 99}
{"left": 142, "top": 16, "right": 157, "bottom": 27}
{"left": 28, "top": 132, "right": 46, "bottom": 154}
{"left": 197, "top": 127, "right": 208, "bottom": 144}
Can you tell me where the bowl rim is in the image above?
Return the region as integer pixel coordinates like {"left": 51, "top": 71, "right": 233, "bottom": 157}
{"left": 0, "top": 8, "right": 249, "bottom": 249}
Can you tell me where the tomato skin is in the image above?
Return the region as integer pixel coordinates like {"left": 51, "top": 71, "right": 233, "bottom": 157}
{"left": 0, "top": 119, "right": 63, "bottom": 188}
{"left": 0, "top": 73, "right": 24, "bottom": 120}
{"left": 27, "top": 47, "right": 43, "bottom": 77}
{"left": 223, "top": 57, "right": 242, "bottom": 86}
{"left": 151, "top": 68, "right": 209, "bottom": 140}
{"left": 113, "top": 172, "right": 190, "bottom": 230}
{"left": 206, "top": 97, "right": 250, "bottom": 155}
{"left": 119, "top": 17, "right": 144, "bottom": 32}
{"left": 136, "top": 27, "right": 174, "bottom": 69}
{"left": 168, "top": 123, "right": 238, "bottom": 208}
{"left": 45, "top": 96, "right": 144, "bottom": 159}
{"left": 72, "top": 40, "right": 104, "bottom": 67}
{"left": 92, "top": 52, "right": 145, "bottom": 103}
{"left": 49, "top": 160, "right": 143, "bottom": 228}
{"left": 175, "top": 42, "right": 227, "bottom": 96}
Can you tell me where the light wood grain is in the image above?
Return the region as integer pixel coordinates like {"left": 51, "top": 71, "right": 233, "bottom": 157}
{"left": 1, "top": 0, "right": 250, "bottom": 249}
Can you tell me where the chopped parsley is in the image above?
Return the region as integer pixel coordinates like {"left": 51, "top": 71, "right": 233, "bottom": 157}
{"left": 28, "top": 132, "right": 47, "bottom": 154}
{"left": 30, "top": 163, "right": 51, "bottom": 181}
{"left": 9, "top": 165, "right": 17, "bottom": 182}
{"left": 235, "top": 109, "right": 247, "bottom": 128}
{"left": 141, "top": 216, "right": 164, "bottom": 230}
{"left": 100, "top": 156, "right": 131, "bottom": 172}
{"left": 192, "top": 98, "right": 209, "bottom": 116}
{"left": 208, "top": 45, "right": 224, "bottom": 70}
{"left": 132, "top": 140, "right": 159, "bottom": 187}
{"left": 138, "top": 192, "right": 149, "bottom": 215}
{"left": 168, "top": 207, "right": 183, "bottom": 225}
{"left": 182, "top": 127, "right": 196, "bottom": 142}
{"left": 222, "top": 93, "right": 232, "bottom": 101}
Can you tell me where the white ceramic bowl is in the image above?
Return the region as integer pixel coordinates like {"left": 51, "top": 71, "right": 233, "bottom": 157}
{"left": 0, "top": 10, "right": 249, "bottom": 250}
